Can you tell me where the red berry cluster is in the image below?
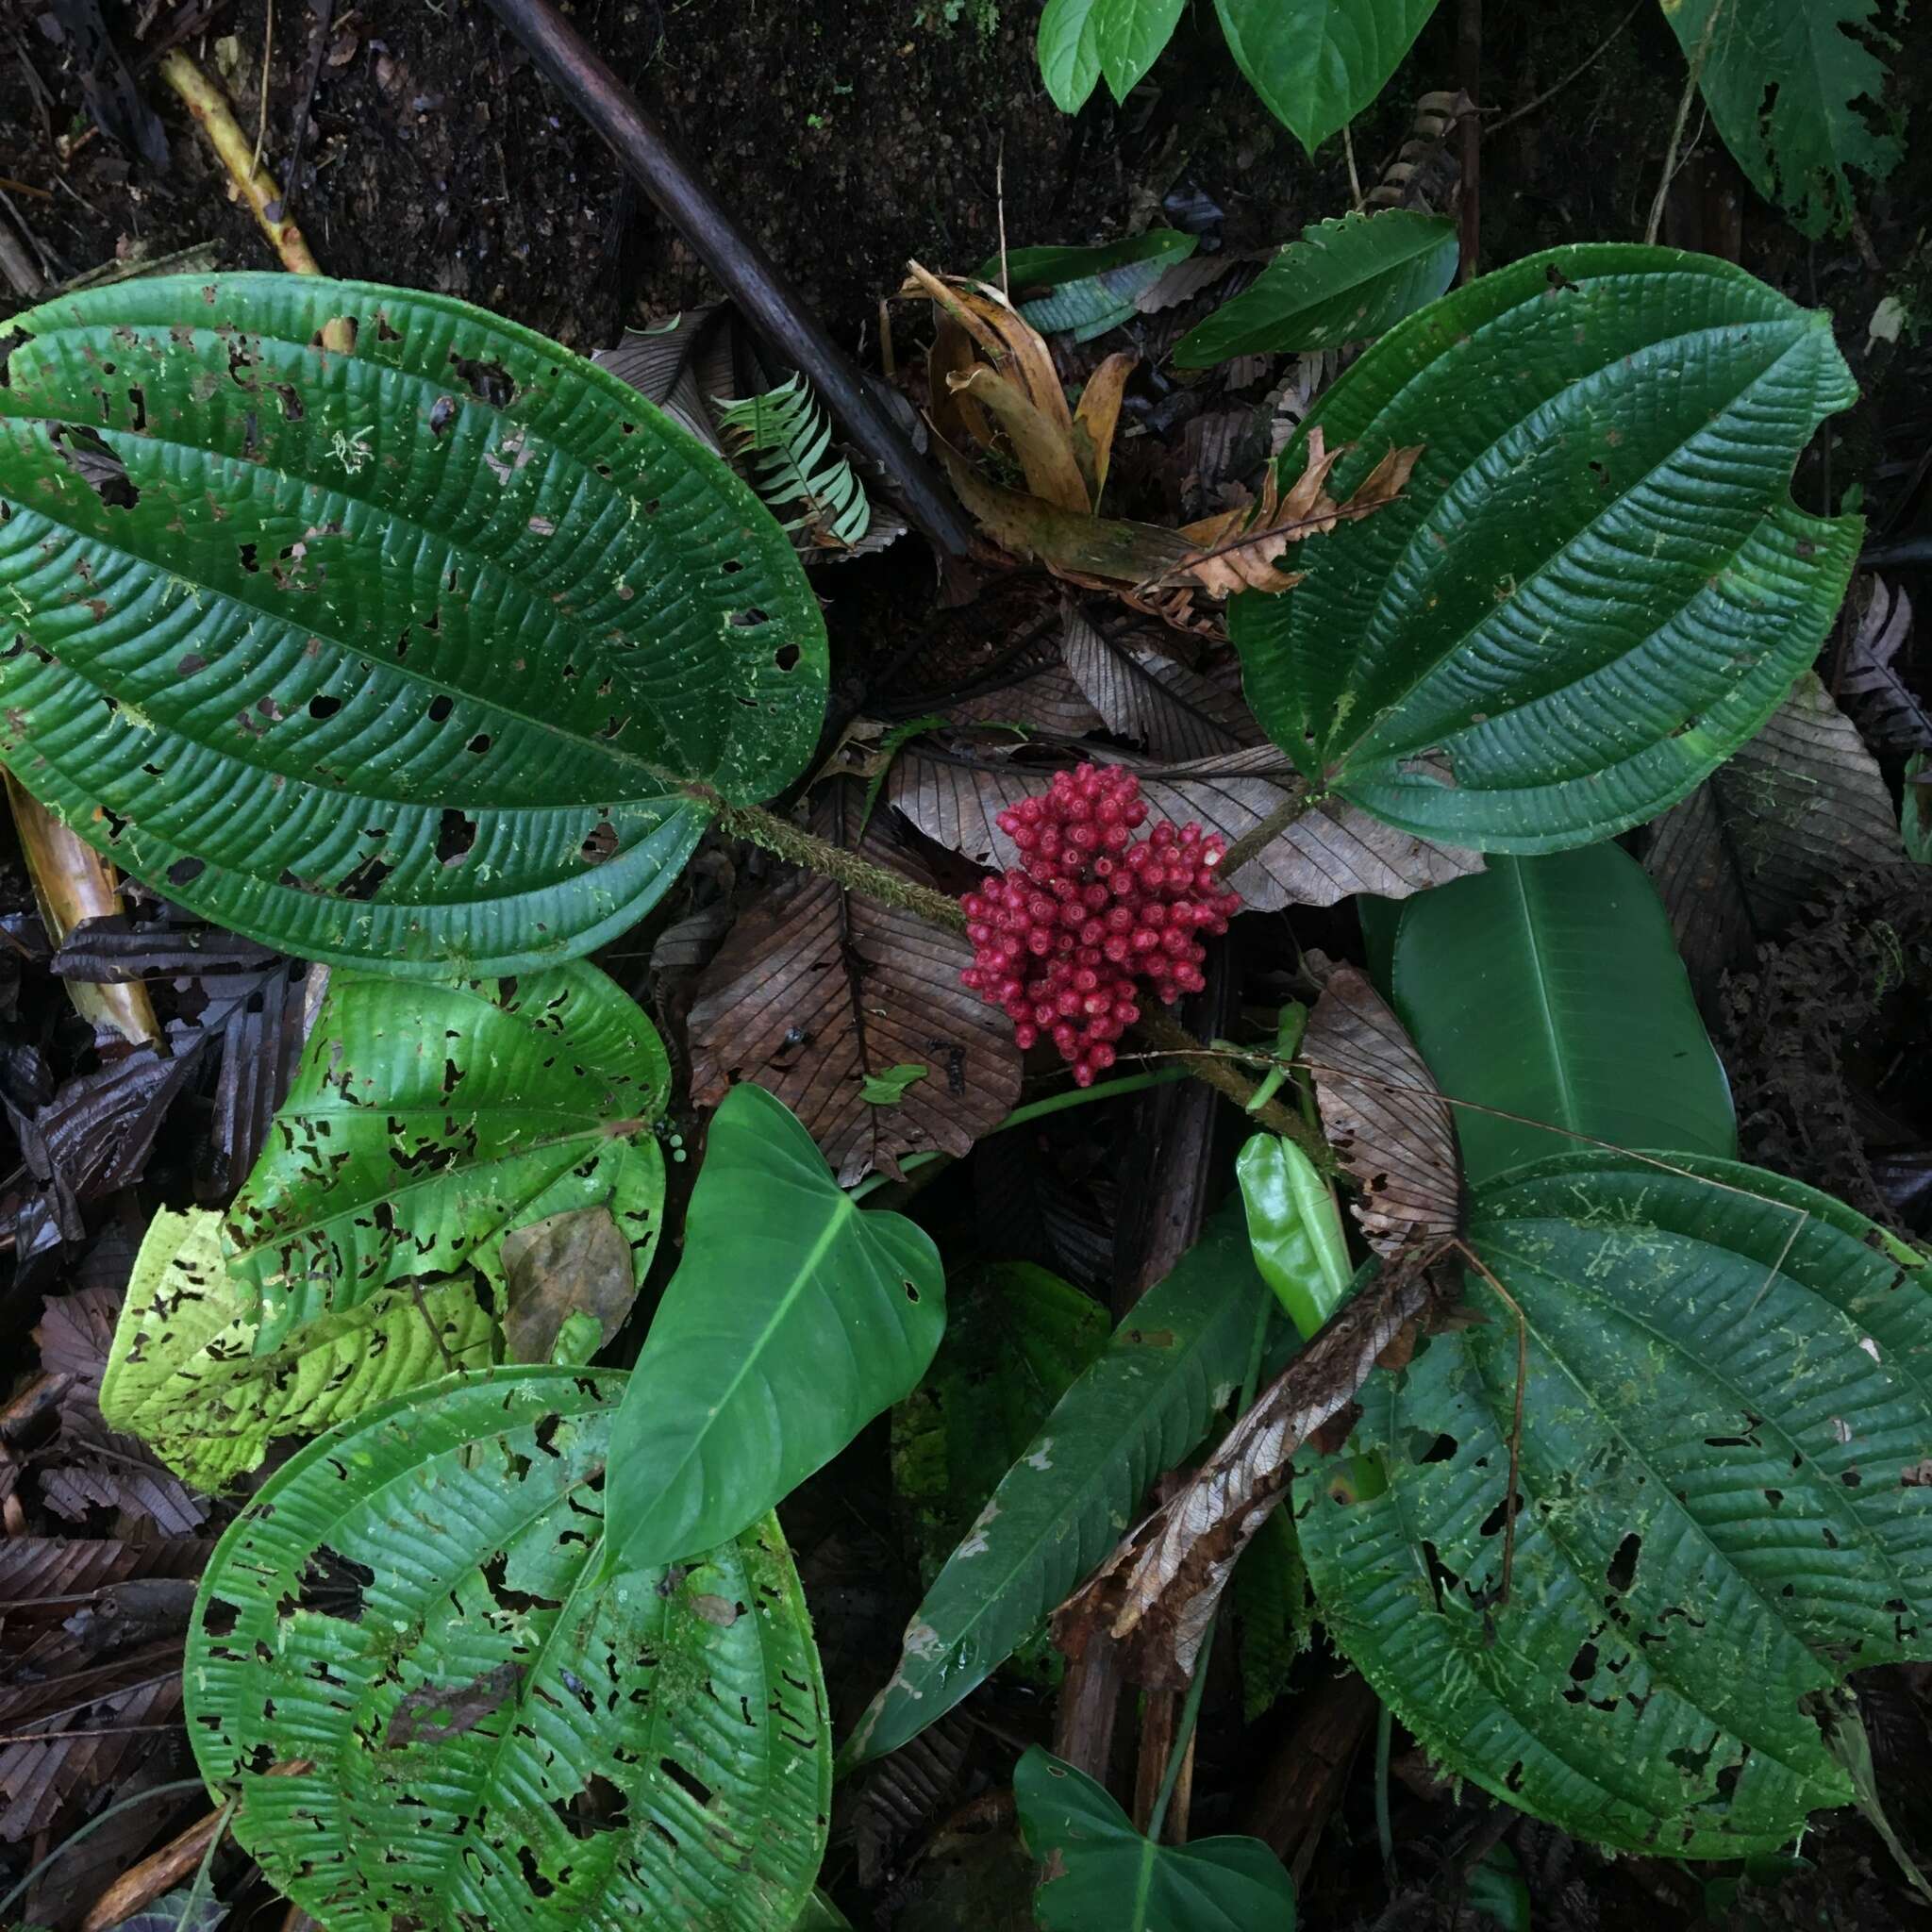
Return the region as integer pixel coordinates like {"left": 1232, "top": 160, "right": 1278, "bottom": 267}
{"left": 958, "top": 764, "right": 1241, "bottom": 1086}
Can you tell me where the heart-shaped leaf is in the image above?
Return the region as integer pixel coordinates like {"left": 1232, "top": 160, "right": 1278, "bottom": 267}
{"left": 1230, "top": 246, "right": 1862, "bottom": 852}
{"left": 101, "top": 1207, "right": 495, "bottom": 1491}
{"left": 226, "top": 961, "right": 668, "bottom": 1352}
{"left": 1175, "top": 209, "right": 1458, "bottom": 364}
{"left": 1298, "top": 1154, "right": 1932, "bottom": 1856}
{"left": 1037, "top": 0, "right": 1184, "bottom": 111}
{"left": 606, "top": 1081, "right": 944, "bottom": 1570}
{"left": 185, "top": 1366, "right": 829, "bottom": 1932}
{"left": 1387, "top": 842, "right": 1737, "bottom": 1183}
{"left": 0, "top": 275, "right": 826, "bottom": 974}
{"left": 1015, "top": 1745, "right": 1297, "bottom": 1929}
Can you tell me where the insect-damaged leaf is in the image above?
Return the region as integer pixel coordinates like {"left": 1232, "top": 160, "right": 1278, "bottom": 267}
{"left": 1298, "top": 1153, "right": 1932, "bottom": 1857}
{"left": 0, "top": 275, "right": 827, "bottom": 974}
{"left": 226, "top": 961, "right": 668, "bottom": 1352}
{"left": 845, "top": 1199, "right": 1274, "bottom": 1765}
{"left": 185, "top": 1367, "right": 829, "bottom": 1931}
{"left": 607, "top": 1082, "right": 944, "bottom": 1571}
{"left": 101, "top": 1207, "right": 494, "bottom": 1491}
{"left": 1231, "top": 246, "right": 1862, "bottom": 852}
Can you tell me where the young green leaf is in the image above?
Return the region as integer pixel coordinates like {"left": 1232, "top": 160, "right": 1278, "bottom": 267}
{"left": 1235, "top": 1132, "right": 1352, "bottom": 1339}
{"left": 1213, "top": 0, "right": 1441, "bottom": 155}
{"left": 1175, "top": 209, "right": 1457, "bottom": 365}
{"left": 845, "top": 1198, "right": 1274, "bottom": 1765}
{"left": 716, "top": 372, "right": 873, "bottom": 547}
{"left": 1231, "top": 245, "right": 1862, "bottom": 852}
{"left": 857, "top": 1063, "right": 930, "bottom": 1107}
{"left": 1660, "top": 0, "right": 1902, "bottom": 238}
{"left": 100, "top": 1208, "right": 494, "bottom": 1491}
{"left": 226, "top": 962, "right": 668, "bottom": 1351}
{"left": 1386, "top": 843, "right": 1737, "bottom": 1183}
{"left": 607, "top": 1082, "right": 944, "bottom": 1570}
{"left": 1014, "top": 1745, "right": 1297, "bottom": 1929}
{"left": 1298, "top": 1152, "right": 1932, "bottom": 1856}
{"left": 1037, "top": 0, "right": 1185, "bottom": 112}
{"left": 185, "top": 1367, "right": 828, "bottom": 1931}
{"left": 0, "top": 275, "right": 827, "bottom": 974}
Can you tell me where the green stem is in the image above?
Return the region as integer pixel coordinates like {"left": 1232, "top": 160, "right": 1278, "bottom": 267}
{"left": 1375, "top": 1702, "right": 1396, "bottom": 1874}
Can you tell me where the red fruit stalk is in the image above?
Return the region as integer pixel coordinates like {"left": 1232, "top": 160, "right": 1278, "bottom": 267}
{"left": 958, "top": 764, "right": 1242, "bottom": 1086}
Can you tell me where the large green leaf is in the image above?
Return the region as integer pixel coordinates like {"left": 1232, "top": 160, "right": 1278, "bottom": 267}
{"left": 1297, "top": 1153, "right": 1932, "bottom": 1856}
{"left": 184, "top": 1367, "right": 828, "bottom": 1931}
{"left": 1386, "top": 843, "right": 1736, "bottom": 1184}
{"left": 1213, "top": 0, "right": 1441, "bottom": 155}
{"left": 1660, "top": 0, "right": 1902, "bottom": 238}
{"left": 1037, "top": 0, "right": 1184, "bottom": 111}
{"left": 226, "top": 961, "right": 667, "bottom": 1352}
{"left": 101, "top": 1207, "right": 494, "bottom": 1491}
{"left": 1014, "top": 1746, "right": 1297, "bottom": 1929}
{"left": 1230, "top": 246, "right": 1862, "bottom": 852}
{"left": 844, "top": 1198, "right": 1274, "bottom": 1764}
{"left": 1175, "top": 210, "right": 1457, "bottom": 365}
{"left": 606, "top": 1081, "right": 944, "bottom": 1570}
{"left": 0, "top": 275, "right": 826, "bottom": 974}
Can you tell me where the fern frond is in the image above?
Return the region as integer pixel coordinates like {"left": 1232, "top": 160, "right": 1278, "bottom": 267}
{"left": 715, "top": 374, "right": 873, "bottom": 550}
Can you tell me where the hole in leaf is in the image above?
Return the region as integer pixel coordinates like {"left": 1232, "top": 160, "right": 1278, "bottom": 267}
{"left": 1606, "top": 1533, "right": 1641, "bottom": 1594}
{"left": 579, "top": 823, "right": 619, "bottom": 865}
{"left": 292, "top": 1544, "right": 375, "bottom": 1620}
{"left": 555, "top": 1774, "right": 629, "bottom": 1839}
{"left": 658, "top": 1757, "right": 714, "bottom": 1807}
{"left": 204, "top": 1597, "right": 242, "bottom": 1637}
{"left": 49, "top": 424, "right": 138, "bottom": 509}
{"left": 774, "top": 642, "right": 800, "bottom": 671}
{"left": 467, "top": 733, "right": 492, "bottom": 755}
{"left": 515, "top": 1846, "right": 555, "bottom": 1900}
{"left": 728, "top": 608, "right": 769, "bottom": 628}
{"left": 167, "top": 857, "right": 207, "bottom": 888}
{"left": 308, "top": 693, "right": 341, "bottom": 719}
{"left": 1416, "top": 1432, "right": 1458, "bottom": 1464}
{"left": 903, "top": 1279, "right": 920, "bottom": 1304}
{"left": 338, "top": 852, "right": 392, "bottom": 901}
{"left": 428, "top": 694, "right": 454, "bottom": 724}
{"left": 127, "top": 385, "right": 147, "bottom": 431}
{"left": 448, "top": 352, "right": 514, "bottom": 407}
{"left": 437, "top": 808, "right": 477, "bottom": 867}
{"left": 239, "top": 542, "right": 259, "bottom": 574}
{"left": 428, "top": 395, "right": 458, "bottom": 437}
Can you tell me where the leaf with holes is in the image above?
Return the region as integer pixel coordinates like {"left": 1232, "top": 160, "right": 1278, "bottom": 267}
{"left": 101, "top": 1207, "right": 495, "bottom": 1491}
{"left": 226, "top": 961, "right": 668, "bottom": 1351}
{"left": 1230, "top": 246, "right": 1862, "bottom": 852}
{"left": 607, "top": 1081, "right": 944, "bottom": 1570}
{"left": 1297, "top": 1153, "right": 1932, "bottom": 1856}
{"left": 1387, "top": 842, "right": 1736, "bottom": 1184}
{"left": 1175, "top": 210, "right": 1458, "bottom": 365}
{"left": 845, "top": 1198, "right": 1275, "bottom": 1764}
{"left": 185, "top": 1366, "right": 829, "bottom": 1931}
{"left": 0, "top": 275, "right": 826, "bottom": 974}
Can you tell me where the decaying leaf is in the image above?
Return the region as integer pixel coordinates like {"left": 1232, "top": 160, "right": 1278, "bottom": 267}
{"left": 1645, "top": 673, "right": 1905, "bottom": 1003}
{"left": 1305, "top": 964, "right": 1462, "bottom": 1257}
{"left": 1159, "top": 428, "right": 1422, "bottom": 596}
{"left": 501, "top": 1205, "right": 640, "bottom": 1364}
{"left": 690, "top": 784, "right": 1021, "bottom": 1186}
{"left": 1839, "top": 575, "right": 1929, "bottom": 753}
{"left": 1058, "top": 606, "right": 1261, "bottom": 762}
{"left": 1051, "top": 1259, "right": 1433, "bottom": 1688}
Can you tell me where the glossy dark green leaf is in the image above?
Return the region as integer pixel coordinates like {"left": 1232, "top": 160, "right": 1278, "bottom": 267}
{"left": 607, "top": 1082, "right": 944, "bottom": 1569}
{"left": 1230, "top": 246, "right": 1862, "bottom": 853}
{"left": 1213, "top": 0, "right": 1441, "bottom": 154}
{"left": 185, "top": 1367, "right": 829, "bottom": 1932}
{"left": 226, "top": 961, "right": 668, "bottom": 1351}
{"left": 1175, "top": 210, "right": 1457, "bottom": 365}
{"left": 1037, "top": 0, "right": 1184, "bottom": 111}
{"left": 1386, "top": 843, "right": 1736, "bottom": 1183}
{"left": 1015, "top": 1746, "right": 1296, "bottom": 1929}
{"left": 845, "top": 1199, "right": 1274, "bottom": 1764}
{"left": 1235, "top": 1131, "right": 1352, "bottom": 1339}
{"left": 0, "top": 275, "right": 826, "bottom": 974}
{"left": 1298, "top": 1153, "right": 1932, "bottom": 1856}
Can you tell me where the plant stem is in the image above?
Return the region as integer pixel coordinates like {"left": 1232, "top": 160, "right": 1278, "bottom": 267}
{"left": 1134, "top": 1008, "right": 1333, "bottom": 1169}
{"left": 1646, "top": 0, "right": 1726, "bottom": 244}
{"left": 1217, "top": 786, "right": 1317, "bottom": 880}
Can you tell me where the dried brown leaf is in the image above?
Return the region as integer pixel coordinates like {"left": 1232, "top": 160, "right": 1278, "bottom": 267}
{"left": 1058, "top": 605, "right": 1262, "bottom": 761}
{"left": 1645, "top": 673, "right": 1905, "bottom": 1003}
{"left": 940, "top": 662, "right": 1106, "bottom": 738}
{"left": 903, "top": 262, "right": 1073, "bottom": 432}
{"left": 1071, "top": 350, "right": 1138, "bottom": 505}
{"left": 949, "top": 366, "right": 1092, "bottom": 511}
{"left": 1052, "top": 1261, "right": 1434, "bottom": 1688}
{"left": 1839, "top": 575, "right": 1930, "bottom": 753}
{"left": 501, "top": 1206, "right": 639, "bottom": 1364}
{"left": 1305, "top": 965, "right": 1461, "bottom": 1257}
{"left": 690, "top": 784, "right": 1022, "bottom": 1186}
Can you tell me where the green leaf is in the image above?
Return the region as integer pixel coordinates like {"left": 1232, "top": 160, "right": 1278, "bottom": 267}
{"left": 1213, "top": 0, "right": 1441, "bottom": 155}
{"left": 978, "top": 231, "right": 1199, "bottom": 341}
{"left": 1235, "top": 1132, "right": 1352, "bottom": 1339}
{"left": 1230, "top": 245, "right": 1862, "bottom": 852}
{"left": 184, "top": 1366, "right": 828, "bottom": 1931}
{"left": 607, "top": 1081, "right": 944, "bottom": 1569}
{"left": 1660, "top": 0, "right": 1903, "bottom": 238}
{"left": 1386, "top": 843, "right": 1736, "bottom": 1184}
{"left": 845, "top": 1198, "right": 1274, "bottom": 1764}
{"left": 1466, "top": 1843, "right": 1532, "bottom": 1932}
{"left": 716, "top": 372, "right": 873, "bottom": 548}
{"left": 0, "top": 275, "right": 826, "bottom": 974}
{"left": 100, "top": 1207, "right": 495, "bottom": 1491}
{"left": 1297, "top": 1152, "right": 1932, "bottom": 1856}
{"left": 891, "top": 1261, "right": 1110, "bottom": 1585}
{"left": 226, "top": 961, "right": 668, "bottom": 1352}
{"left": 858, "top": 1062, "right": 930, "bottom": 1107}
{"left": 1014, "top": 1746, "right": 1297, "bottom": 1930}
{"left": 1175, "top": 210, "right": 1457, "bottom": 365}
{"left": 791, "top": 1893, "right": 855, "bottom": 1932}
{"left": 1232, "top": 1505, "right": 1314, "bottom": 1723}
{"left": 1037, "top": 0, "right": 1184, "bottom": 111}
